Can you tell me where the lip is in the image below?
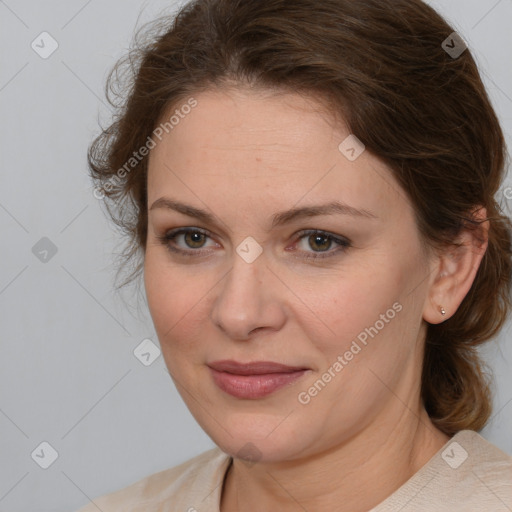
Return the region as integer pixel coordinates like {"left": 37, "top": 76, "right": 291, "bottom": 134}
{"left": 208, "top": 360, "right": 309, "bottom": 399}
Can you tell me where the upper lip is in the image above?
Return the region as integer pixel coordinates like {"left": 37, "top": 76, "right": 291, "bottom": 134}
{"left": 208, "top": 360, "right": 308, "bottom": 375}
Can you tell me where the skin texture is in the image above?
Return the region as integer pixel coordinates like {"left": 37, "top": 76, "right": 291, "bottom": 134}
{"left": 144, "top": 87, "right": 488, "bottom": 512}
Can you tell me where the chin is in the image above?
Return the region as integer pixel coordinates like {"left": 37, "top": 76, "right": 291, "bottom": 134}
{"left": 196, "top": 407, "right": 316, "bottom": 463}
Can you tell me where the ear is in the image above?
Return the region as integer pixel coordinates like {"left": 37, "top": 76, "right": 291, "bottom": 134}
{"left": 423, "top": 207, "right": 489, "bottom": 324}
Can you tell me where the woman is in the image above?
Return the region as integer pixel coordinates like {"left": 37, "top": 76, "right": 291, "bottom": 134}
{"left": 78, "top": 0, "right": 512, "bottom": 510}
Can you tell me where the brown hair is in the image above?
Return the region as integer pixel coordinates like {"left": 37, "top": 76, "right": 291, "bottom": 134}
{"left": 89, "top": 0, "right": 512, "bottom": 435}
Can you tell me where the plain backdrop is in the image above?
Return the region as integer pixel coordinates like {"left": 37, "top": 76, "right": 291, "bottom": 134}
{"left": 0, "top": 1, "right": 511, "bottom": 510}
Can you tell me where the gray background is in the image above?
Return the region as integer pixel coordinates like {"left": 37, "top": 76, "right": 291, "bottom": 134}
{"left": 0, "top": 1, "right": 511, "bottom": 510}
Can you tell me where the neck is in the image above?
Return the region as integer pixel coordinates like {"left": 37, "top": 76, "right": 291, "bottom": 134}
{"left": 220, "top": 406, "right": 450, "bottom": 512}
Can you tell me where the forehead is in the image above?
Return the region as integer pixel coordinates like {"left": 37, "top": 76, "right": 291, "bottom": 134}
{"left": 156, "top": 88, "right": 340, "bottom": 162}
{"left": 146, "top": 87, "right": 408, "bottom": 223}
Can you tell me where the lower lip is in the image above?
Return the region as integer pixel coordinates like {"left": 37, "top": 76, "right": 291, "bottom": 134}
{"left": 209, "top": 368, "right": 308, "bottom": 399}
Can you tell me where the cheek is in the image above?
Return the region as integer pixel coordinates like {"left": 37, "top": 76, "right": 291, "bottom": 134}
{"left": 144, "top": 252, "right": 208, "bottom": 354}
{"left": 293, "top": 274, "right": 414, "bottom": 428}
{"left": 294, "top": 263, "right": 400, "bottom": 343}
{"left": 294, "top": 252, "right": 418, "bottom": 379}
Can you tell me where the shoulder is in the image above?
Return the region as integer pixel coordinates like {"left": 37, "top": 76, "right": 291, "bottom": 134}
{"left": 75, "top": 447, "right": 231, "bottom": 512}
{"left": 439, "top": 430, "right": 512, "bottom": 510}
{"left": 454, "top": 430, "right": 512, "bottom": 480}
{"left": 372, "top": 430, "right": 512, "bottom": 512}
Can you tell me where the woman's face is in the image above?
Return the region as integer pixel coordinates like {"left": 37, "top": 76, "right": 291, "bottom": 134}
{"left": 144, "top": 87, "right": 435, "bottom": 462}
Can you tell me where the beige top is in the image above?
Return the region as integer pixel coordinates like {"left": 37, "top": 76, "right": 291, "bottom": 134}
{"left": 77, "top": 430, "right": 512, "bottom": 511}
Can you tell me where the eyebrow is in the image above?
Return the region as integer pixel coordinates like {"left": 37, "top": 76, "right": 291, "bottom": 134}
{"left": 149, "top": 197, "right": 377, "bottom": 229}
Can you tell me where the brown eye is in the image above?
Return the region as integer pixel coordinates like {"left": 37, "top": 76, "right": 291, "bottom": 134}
{"left": 293, "top": 230, "right": 351, "bottom": 260}
{"left": 308, "top": 233, "right": 332, "bottom": 252}
{"left": 157, "top": 227, "right": 218, "bottom": 256}
{"left": 184, "top": 231, "right": 207, "bottom": 248}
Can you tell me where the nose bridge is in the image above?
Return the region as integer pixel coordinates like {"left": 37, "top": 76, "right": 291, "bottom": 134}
{"left": 228, "top": 254, "right": 262, "bottom": 298}
{"left": 211, "top": 250, "right": 285, "bottom": 340}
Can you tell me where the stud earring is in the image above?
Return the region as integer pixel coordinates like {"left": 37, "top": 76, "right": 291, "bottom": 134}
{"left": 439, "top": 306, "right": 446, "bottom": 316}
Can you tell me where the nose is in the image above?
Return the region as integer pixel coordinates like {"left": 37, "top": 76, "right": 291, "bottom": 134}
{"left": 210, "top": 252, "right": 287, "bottom": 341}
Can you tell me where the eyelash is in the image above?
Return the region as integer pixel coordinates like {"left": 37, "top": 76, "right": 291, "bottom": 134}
{"left": 156, "top": 228, "right": 351, "bottom": 260}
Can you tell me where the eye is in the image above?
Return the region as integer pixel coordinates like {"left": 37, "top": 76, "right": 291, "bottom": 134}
{"left": 157, "top": 227, "right": 351, "bottom": 260}
{"left": 157, "top": 228, "right": 219, "bottom": 256}
{"left": 292, "top": 230, "right": 351, "bottom": 259}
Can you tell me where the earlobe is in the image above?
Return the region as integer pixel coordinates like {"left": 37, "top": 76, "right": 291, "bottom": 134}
{"left": 423, "top": 207, "right": 489, "bottom": 325}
